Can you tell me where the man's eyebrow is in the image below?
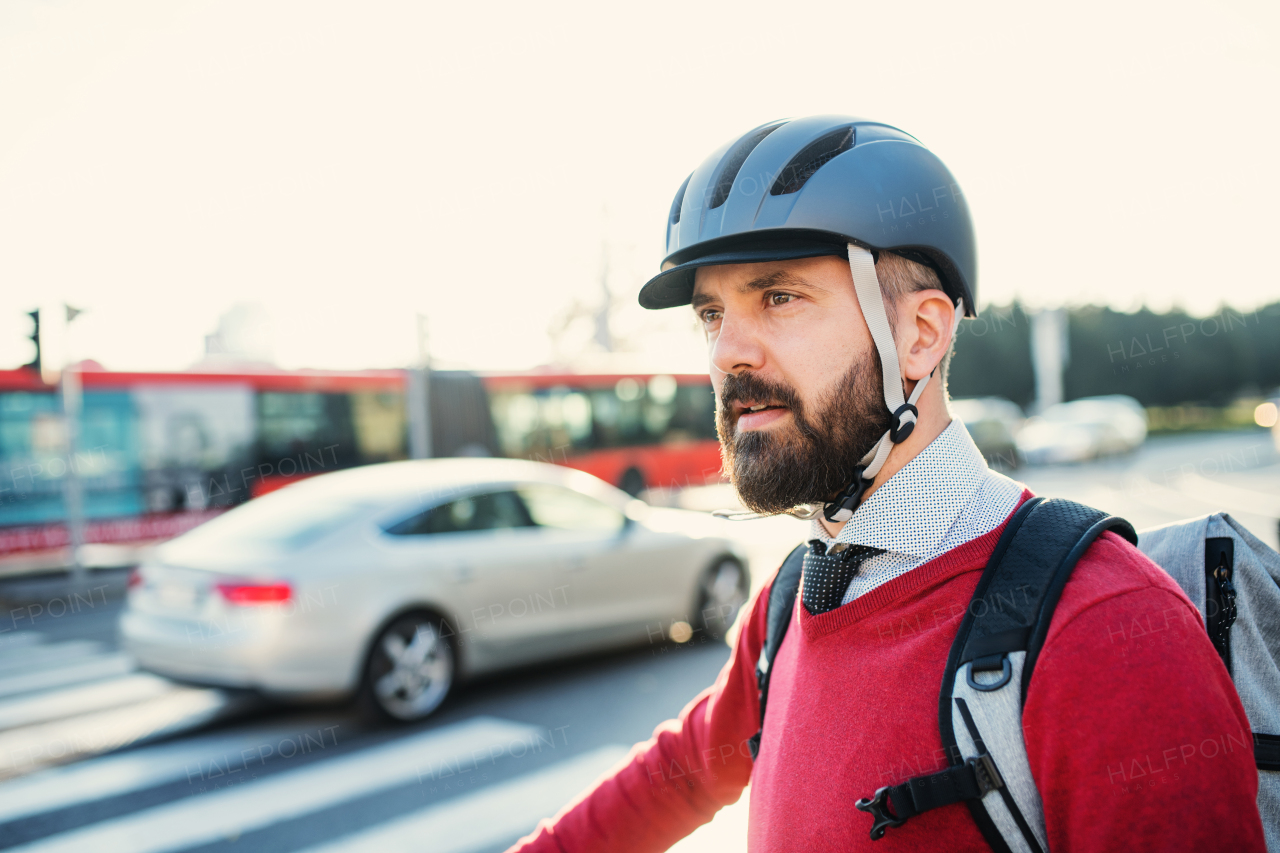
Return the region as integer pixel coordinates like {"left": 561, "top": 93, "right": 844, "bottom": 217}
{"left": 737, "top": 270, "right": 818, "bottom": 294}
{"left": 691, "top": 270, "right": 823, "bottom": 312}
{"left": 691, "top": 291, "right": 718, "bottom": 310}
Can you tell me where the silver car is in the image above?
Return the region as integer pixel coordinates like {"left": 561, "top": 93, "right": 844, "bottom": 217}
{"left": 120, "top": 459, "right": 750, "bottom": 721}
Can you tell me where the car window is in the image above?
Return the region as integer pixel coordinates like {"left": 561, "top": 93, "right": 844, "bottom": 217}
{"left": 518, "top": 484, "right": 625, "bottom": 533}
{"left": 384, "top": 490, "right": 534, "bottom": 536}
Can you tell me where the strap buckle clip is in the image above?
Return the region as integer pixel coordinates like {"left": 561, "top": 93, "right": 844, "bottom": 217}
{"left": 888, "top": 402, "right": 919, "bottom": 444}
{"left": 854, "top": 786, "right": 905, "bottom": 840}
{"left": 967, "top": 753, "right": 1004, "bottom": 796}
{"left": 823, "top": 467, "right": 871, "bottom": 523}
{"left": 964, "top": 653, "right": 1013, "bottom": 692}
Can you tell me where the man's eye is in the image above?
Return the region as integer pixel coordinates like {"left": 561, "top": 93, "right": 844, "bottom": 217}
{"left": 769, "top": 293, "right": 796, "bottom": 306}
{"left": 700, "top": 309, "right": 722, "bottom": 323}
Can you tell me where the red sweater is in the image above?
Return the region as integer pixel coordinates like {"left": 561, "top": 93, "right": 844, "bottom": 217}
{"left": 509, "top": 495, "right": 1264, "bottom": 852}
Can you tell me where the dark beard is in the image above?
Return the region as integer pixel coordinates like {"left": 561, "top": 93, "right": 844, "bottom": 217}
{"left": 717, "top": 355, "right": 891, "bottom": 515}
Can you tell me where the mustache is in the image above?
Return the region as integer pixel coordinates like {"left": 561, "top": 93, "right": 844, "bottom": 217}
{"left": 715, "top": 356, "right": 891, "bottom": 515}
{"left": 719, "top": 371, "right": 802, "bottom": 414}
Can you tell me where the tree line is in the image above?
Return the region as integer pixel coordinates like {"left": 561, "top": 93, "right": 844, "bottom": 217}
{"left": 947, "top": 301, "right": 1280, "bottom": 409}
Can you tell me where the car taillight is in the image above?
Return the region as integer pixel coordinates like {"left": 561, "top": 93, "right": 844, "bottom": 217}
{"left": 127, "top": 568, "right": 143, "bottom": 590}
{"left": 215, "top": 581, "right": 292, "bottom": 605}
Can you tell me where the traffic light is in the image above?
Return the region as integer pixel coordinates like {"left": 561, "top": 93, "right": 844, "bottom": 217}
{"left": 22, "top": 309, "right": 40, "bottom": 373}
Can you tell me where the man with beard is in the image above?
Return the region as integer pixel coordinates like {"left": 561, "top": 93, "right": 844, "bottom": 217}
{"left": 508, "top": 117, "right": 1263, "bottom": 851}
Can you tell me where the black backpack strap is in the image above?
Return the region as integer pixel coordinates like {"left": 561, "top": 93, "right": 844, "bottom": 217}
{"left": 855, "top": 498, "right": 1137, "bottom": 846}
{"left": 746, "top": 542, "right": 807, "bottom": 761}
{"left": 1203, "top": 537, "right": 1237, "bottom": 674}
{"left": 949, "top": 497, "right": 1137, "bottom": 705}
{"left": 1256, "top": 733, "right": 1280, "bottom": 771}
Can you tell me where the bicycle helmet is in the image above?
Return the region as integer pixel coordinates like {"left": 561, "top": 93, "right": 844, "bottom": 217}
{"left": 640, "top": 116, "right": 977, "bottom": 521}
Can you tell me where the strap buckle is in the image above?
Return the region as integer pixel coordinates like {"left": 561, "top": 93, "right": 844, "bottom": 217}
{"left": 888, "top": 402, "right": 919, "bottom": 443}
{"left": 964, "top": 654, "right": 1013, "bottom": 692}
{"left": 823, "top": 467, "right": 871, "bottom": 523}
{"left": 967, "top": 753, "right": 1004, "bottom": 796}
{"left": 855, "top": 754, "right": 1005, "bottom": 840}
{"left": 854, "top": 786, "right": 906, "bottom": 840}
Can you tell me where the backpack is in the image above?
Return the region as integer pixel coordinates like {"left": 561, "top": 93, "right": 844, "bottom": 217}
{"left": 749, "top": 497, "right": 1280, "bottom": 850}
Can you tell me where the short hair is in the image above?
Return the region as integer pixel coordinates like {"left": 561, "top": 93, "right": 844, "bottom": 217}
{"left": 875, "top": 251, "right": 955, "bottom": 388}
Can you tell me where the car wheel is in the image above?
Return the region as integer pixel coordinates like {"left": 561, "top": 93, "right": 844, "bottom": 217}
{"left": 696, "top": 558, "right": 749, "bottom": 639}
{"left": 361, "top": 612, "right": 455, "bottom": 723}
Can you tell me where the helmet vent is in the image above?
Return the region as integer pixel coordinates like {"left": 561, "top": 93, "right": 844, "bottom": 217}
{"left": 708, "top": 121, "right": 785, "bottom": 209}
{"left": 770, "top": 126, "right": 855, "bottom": 195}
{"left": 670, "top": 173, "right": 692, "bottom": 225}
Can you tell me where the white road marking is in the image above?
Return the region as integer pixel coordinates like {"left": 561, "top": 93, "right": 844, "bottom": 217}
{"left": 0, "top": 654, "right": 135, "bottom": 699}
{"left": 0, "top": 674, "right": 176, "bottom": 731}
{"left": 0, "top": 687, "right": 236, "bottom": 780}
{"left": 295, "top": 744, "right": 630, "bottom": 853}
{"left": 0, "top": 632, "right": 45, "bottom": 650}
{"left": 0, "top": 641, "right": 105, "bottom": 676}
{"left": 7, "top": 716, "right": 545, "bottom": 853}
{"left": 0, "top": 725, "right": 317, "bottom": 823}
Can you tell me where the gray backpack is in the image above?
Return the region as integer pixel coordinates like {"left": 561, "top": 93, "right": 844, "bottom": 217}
{"left": 1140, "top": 512, "right": 1279, "bottom": 849}
{"left": 750, "top": 498, "right": 1280, "bottom": 850}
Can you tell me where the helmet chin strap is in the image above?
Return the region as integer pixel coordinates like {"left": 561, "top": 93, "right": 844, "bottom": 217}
{"left": 822, "top": 244, "right": 962, "bottom": 524}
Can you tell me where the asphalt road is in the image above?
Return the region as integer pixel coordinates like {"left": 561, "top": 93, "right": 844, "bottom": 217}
{"left": 1016, "top": 429, "right": 1280, "bottom": 550}
{"left": 0, "top": 428, "right": 1275, "bottom": 852}
{"left": 0, "top": 602, "right": 739, "bottom": 852}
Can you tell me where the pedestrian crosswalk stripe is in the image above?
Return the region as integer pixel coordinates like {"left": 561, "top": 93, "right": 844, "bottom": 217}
{"left": 0, "top": 632, "right": 44, "bottom": 651}
{"left": 6, "top": 716, "right": 544, "bottom": 853}
{"left": 0, "top": 686, "right": 236, "bottom": 780}
{"left": 0, "top": 673, "right": 175, "bottom": 731}
{"left": 295, "top": 744, "right": 630, "bottom": 853}
{"left": 0, "top": 640, "right": 103, "bottom": 676}
{"left": 0, "top": 725, "right": 319, "bottom": 823}
{"left": 0, "top": 653, "right": 134, "bottom": 699}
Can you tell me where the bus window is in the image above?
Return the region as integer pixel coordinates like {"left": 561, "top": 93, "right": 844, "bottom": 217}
{"left": 590, "top": 384, "right": 646, "bottom": 446}
{"left": 489, "top": 377, "right": 718, "bottom": 461}
{"left": 0, "top": 392, "right": 65, "bottom": 525}
{"left": 256, "top": 392, "right": 358, "bottom": 480}
{"left": 492, "top": 392, "right": 538, "bottom": 457}
{"left": 78, "top": 391, "right": 145, "bottom": 520}
{"left": 490, "top": 388, "right": 594, "bottom": 460}
{"left": 351, "top": 392, "right": 406, "bottom": 463}
{"left": 0, "top": 391, "right": 144, "bottom": 526}
{"left": 643, "top": 375, "right": 677, "bottom": 438}
{"left": 133, "top": 386, "right": 255, "bottom": 511}
{"left": 670, "top": 383, "right": 717, "bottom": 441}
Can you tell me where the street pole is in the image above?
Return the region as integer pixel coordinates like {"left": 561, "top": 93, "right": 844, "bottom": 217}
{"left": 407, "top": 313, "right": 433, "bottom": 460}
{"left": 61, "top": 304, "right": 87, "bottom": 585}
{"left": 61, "top": 360, "right": 87, "bottom": 585}
{"left": 1030, "top": 308, "right": 1069, "bottom": 415}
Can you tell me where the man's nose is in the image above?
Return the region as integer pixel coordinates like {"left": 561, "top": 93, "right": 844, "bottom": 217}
{"left": 709, "top": 314, "right": 765, "bottom": 376}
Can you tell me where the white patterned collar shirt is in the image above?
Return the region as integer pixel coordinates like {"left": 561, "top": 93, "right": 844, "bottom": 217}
{"left": 810, "top": 418, "right": 1025, "bottom": 606}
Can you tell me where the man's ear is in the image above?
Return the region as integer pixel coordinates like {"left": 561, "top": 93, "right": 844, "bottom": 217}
{"left": 898, "top": 289, "right": 955, "bottom": 382}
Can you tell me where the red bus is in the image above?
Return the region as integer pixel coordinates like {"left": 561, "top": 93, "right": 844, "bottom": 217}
{"left": 484, "top": 371, "right": 721, "bottom": 496}
{"left": 0, "top": 366, "right": 408, "bottom": 568}
{"left": 0, "top": 366, "right": 720, "bottom": 565}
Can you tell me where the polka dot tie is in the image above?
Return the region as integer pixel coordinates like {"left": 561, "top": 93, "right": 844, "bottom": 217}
{"left": 801, "top": 541, "right": 884, "bottom": 615}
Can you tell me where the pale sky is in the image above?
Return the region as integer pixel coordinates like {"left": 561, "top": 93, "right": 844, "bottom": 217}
{"left": 1, "top": 0, "right": 1277, "bottom": 374}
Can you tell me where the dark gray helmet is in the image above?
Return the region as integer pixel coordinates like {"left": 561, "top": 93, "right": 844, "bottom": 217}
{"left": 638, "top": 115, "right": 978, "bottom": 317}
